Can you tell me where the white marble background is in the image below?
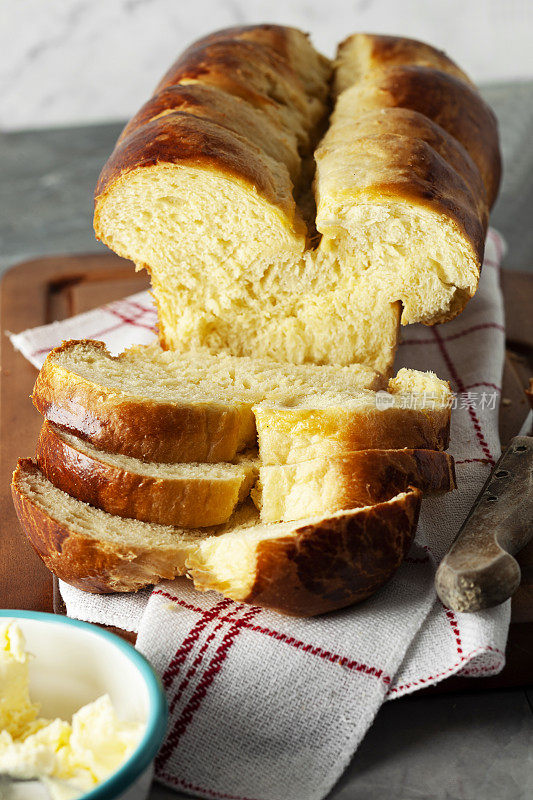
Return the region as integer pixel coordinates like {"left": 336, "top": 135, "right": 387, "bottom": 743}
{"left": 1, "top": 0, "right": 532, "bottom": 130}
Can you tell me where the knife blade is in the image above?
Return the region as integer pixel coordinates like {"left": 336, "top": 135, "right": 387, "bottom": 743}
{"left": 435, "top": 409, "right": 533, "bottom": 613}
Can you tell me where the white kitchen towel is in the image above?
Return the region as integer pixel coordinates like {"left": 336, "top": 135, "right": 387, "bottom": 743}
{"left": 11, "top": 230, "right": 510, "bottom": 800}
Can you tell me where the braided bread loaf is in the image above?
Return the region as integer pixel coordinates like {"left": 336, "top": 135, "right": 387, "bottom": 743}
{"left": 94, "top": 26, "right": 500, "bottom": 374}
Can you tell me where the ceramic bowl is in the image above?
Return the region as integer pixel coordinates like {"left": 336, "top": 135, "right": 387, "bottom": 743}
{"left": 0, "top": 610, "right": 168, "bottom": 800}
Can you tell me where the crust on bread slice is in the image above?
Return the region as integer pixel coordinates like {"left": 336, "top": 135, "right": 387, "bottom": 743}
{"left": 12, "top": 459, "right": 421, "bottom": 616}
{"left": 36, "top": 422, "right": 259, "bottom": 527}
{"left": 32, "top": 340, "right": 382, "bottom": 463}
{"left": 253, "top": 448, "right": 456, "bottom": 522}
{"left": 255, "top": 368, "right": 452, "bottom": 465}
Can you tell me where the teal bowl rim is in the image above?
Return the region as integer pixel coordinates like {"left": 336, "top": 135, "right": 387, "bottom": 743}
{"left": 0, "top": 609, "right": 168, "bottom": 800}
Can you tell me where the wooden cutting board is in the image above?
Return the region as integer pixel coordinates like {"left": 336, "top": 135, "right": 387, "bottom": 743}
{"left": 1, "top": 254, "right": 532, "bottom": 688}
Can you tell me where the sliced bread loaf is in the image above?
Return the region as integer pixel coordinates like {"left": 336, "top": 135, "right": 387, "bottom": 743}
{"left": 255, "top": 368, "right": 452, "bottom": 465}
{"left": 36, "top": 422, "right": 259, "bottom": 527}
{"left": 32, "top": 340, "right": 383, "bottom": 463}
{"left": 12, "top": 459, "right": 421, "bottom": 616}
{"left": 253, "top": 448, "right": 456, "bottom": 522}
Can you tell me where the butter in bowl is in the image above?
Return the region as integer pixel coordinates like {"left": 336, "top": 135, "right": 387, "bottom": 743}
{"left": 0, "top": 611, "right": 167, "bottom": 800}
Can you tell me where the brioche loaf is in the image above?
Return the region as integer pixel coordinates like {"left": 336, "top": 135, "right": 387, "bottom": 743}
{"left": 253, "top": 448, "right": 456, "bottom": 522}
{"left": 17, "top": 25, "right": 484, "bottom": 614}
{"left": 255, "top": 368, "right": 452, "bottom": 465}
{"left": 12, "top": 459, "right": 421, "bottom": 615}
{"left": 94, "top": 26, "right": 500, "bottom": 373}
{"left": 36, "top": 422, "right": 258, "bottom": 527}
{"left": 32, "top": 339, "right": 382, "bottom": 463}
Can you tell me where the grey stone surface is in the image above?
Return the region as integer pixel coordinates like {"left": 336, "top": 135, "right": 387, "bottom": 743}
{"left": 1, "top": 82, "right": 532, "bottom": 800}
{"left": 483, "top": 81, "right": 533, "bottom": 272}
{"left": 329, "top": 690, "right": 533, "bottom": 800}
{"left": 0, "top": 122, "right": 121, "bottom": 272}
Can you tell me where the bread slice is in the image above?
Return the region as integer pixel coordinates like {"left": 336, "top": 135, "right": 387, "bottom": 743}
{"left": 12, "top": 459, "right": 421, "bottom": 616}
{"left": 253, "top": 449, "right": 456, "bottom": 523}
{"left": 36, "top": 422, "right": 259, "bottom": 527}
{"left": 255, "top": 368, "right": 452, "bottom": 465}
{"left": 32, "top": 340, "right": 383, "bottom": 463}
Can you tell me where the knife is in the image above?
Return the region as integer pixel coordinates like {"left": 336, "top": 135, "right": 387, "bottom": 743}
{"left": 435, "top": 408, "right": 533, "bottom": 612}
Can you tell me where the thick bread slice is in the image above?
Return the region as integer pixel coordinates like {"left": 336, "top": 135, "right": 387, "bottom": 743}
{"left": 255, "top": 368, "right": 452, "bottom": 465}
{"left": 32, "top": 340, "right": 383, "bottom": 463}
{"left": 253, "top": 449, "right": 456, "bottom": 522}
{"left": 12, "top": 459, "right": 202, "bottom": 594}
{"left": 36, "top": 422, "right": 258, "bottom": 527}
{"left": 12, "top": 460, "right": 421, "bottom": 616}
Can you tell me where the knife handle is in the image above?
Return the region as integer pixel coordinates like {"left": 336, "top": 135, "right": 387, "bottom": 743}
{"left": 435, "top": 436, "right": 533, "bottom": 612}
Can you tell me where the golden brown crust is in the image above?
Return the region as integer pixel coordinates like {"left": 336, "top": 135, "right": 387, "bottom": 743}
{"left": 380, "top": 66, "right": 499, "bottom": 207}
{"left": 245, "top": 488, "right": 421, "bottom": 615}
{"left": 345, "top": 448, "right": 456, "bottom": 502}
{"left": 11, "top": 459, "right": 186, "bottom": 593}
{"left": 36, "top": 422, "right": 256, "bottom": 527}
{"left": 95, "top": 112, "right": 296, "bottom": 223}
{"left": 334, "top": 44, "right": 500, "bottom": 208}
{"left": 339, "top": 107, "right": 487, "bottom": 220}
{"left": 32, "top": 340, "right": 256, "bottom": 464}
{"left": 117, "top": 84, "right": 300, "bottom": 181}
{"left": 157, "top": 39, "right": 300, "bottom": 106}
{"left": 181, "top": 24, "right": 327, "bottom": 94}
{"left": 190, "top": 24, "right": 298, "bottom": 53}
{"left": 157, "top": 25, "right": 330, "bottom": 112}
{"left": 335, "top": 33, "right": 474, "bottom": 90}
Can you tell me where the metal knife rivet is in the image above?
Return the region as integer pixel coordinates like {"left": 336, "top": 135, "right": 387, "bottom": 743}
{"left": 495, "top": 470, "right": 509, "bottom": 478}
